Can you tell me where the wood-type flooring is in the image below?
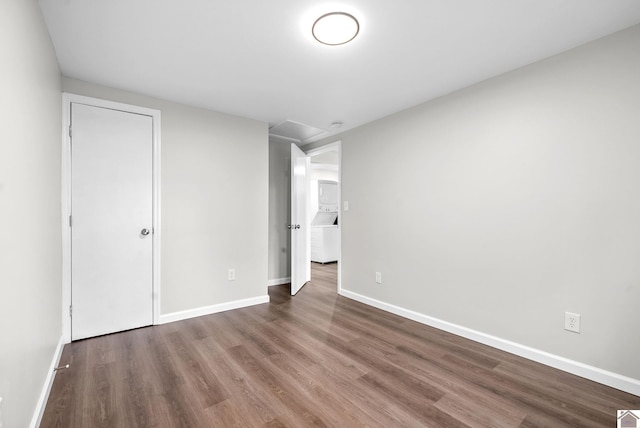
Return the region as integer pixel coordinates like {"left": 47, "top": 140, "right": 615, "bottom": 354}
{"left": 41, "top": 263, "right": 640, "bottom": 427}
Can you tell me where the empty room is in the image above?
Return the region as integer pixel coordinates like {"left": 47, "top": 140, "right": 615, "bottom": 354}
{"left": 1, "top": 0, "right": 640, "bottom": 427}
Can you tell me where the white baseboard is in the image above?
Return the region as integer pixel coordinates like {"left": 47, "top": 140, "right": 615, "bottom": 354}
{"left": 30, "top": 335, "right": 65, "bottom": 428}
{"left": 339, "top": 289, "right": 640, "bottom": 397}
{"left": 158, "top": 295, "right": 270, "bottom": 324}
{"left": 268, "top": 277, "right": 290, "bottom": 287}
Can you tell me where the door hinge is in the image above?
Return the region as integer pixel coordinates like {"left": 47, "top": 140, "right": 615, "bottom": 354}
{"left": 69, "top": 215, "right": 72, "bottom": 227}
{"left": 69, "top": 125, "right": 72, "bottom": 138}
{"left": 69, "top": 305, "right": 72, "bottom": 317}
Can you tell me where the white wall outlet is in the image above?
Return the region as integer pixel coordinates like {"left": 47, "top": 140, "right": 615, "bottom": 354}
{"left": 343, "top": 201, "right": 349, "bottom": 211}
{"left": 564, "top": 312, "right": 581, "bottom": 333}
{"left": 228, "top": 269, "right": 236, "bottom": 281}
{"left": 375, "top": 272, "right": 382, "bottom": 284}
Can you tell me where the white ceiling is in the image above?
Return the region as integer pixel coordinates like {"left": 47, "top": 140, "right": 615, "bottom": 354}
{"left": 39, "top": 1, "right": 640, "bottom": 144}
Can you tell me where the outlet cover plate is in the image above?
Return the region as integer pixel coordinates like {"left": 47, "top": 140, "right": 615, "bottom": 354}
{"left": 565, "top": 312, "right": 581, "bottom": 333}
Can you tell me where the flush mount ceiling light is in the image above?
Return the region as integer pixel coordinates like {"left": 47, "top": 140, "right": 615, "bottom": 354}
{"left": 312, "top": 12, "right": 359, "bottom": 46}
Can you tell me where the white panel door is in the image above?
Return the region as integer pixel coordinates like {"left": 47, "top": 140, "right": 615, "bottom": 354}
{"left": 290, "top": 143, "right": 310, "bottom": 295}
{"left": 71, "top": 103, "right": 153, "bottom": 340}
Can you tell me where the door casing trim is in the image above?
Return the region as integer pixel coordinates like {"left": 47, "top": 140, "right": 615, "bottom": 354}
{"left": 61, "top": 93, "right": 162, "bottom": 343}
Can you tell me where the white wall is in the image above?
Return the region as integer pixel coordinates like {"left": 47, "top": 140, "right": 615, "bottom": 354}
{"left": 268, "top": 140, "right": 291, "bottom": 282}
{"left": 62, "top": 78, "right": 269, "bottom": 315}
{"left": 330, "top": 24, "right": 640, "bottom": 382}
{"left": 310, "top": 165, "right": 339, "bottom": 182}
{"left": 0, "top": 1, "right": 62, "bottom": 426}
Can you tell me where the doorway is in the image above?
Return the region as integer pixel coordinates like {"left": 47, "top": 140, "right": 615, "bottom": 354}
{"left": 305, "top": 142, "right": 341, "bottom": 294}
{"left": 61, "top": 94, "right": 161, "bottom": 342}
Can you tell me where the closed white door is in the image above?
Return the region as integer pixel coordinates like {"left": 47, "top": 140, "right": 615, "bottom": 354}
{"left": 71, "top": 103, "right": 153, "bottom": 340}
{"left": 290, "top": 143, "right": 310, "bottom": 295}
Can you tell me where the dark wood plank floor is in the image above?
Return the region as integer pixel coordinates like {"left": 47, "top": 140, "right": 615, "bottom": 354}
{"left": 42, "top": 263, "right": 640, "bottom": 427}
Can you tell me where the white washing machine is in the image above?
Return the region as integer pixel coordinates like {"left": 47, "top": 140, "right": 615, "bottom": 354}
{"left": 311, "top": 180, "right": 338, "bottom": 263}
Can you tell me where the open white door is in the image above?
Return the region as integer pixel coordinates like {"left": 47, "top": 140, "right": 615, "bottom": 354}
{"left": 290, "top": 143, "right": 310, "bottom": 295}
{"left": 71, "top": 103, "right": 154, "bottom": 340}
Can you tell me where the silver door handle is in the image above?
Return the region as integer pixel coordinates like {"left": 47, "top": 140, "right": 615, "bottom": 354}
{"left": 141, "top": 228, "right": 150, "bottom": 236}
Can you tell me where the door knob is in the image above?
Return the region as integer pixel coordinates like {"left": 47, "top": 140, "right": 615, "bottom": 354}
{"left": 141, "top": 228, "right": 150, "bottom": 236}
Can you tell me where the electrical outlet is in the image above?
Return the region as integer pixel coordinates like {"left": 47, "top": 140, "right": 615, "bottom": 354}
{"left": 228, "top": 269, "right": 236, "bottom": 281}
{"left": 564, "top": 312, "right": 581, "bottom": 333}
{"left": 375, "top": 272, "right": 382, "bottom": 284}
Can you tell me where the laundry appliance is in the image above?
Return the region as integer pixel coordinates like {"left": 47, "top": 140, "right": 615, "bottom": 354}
{"left": 310, "top": 180, "right": 338, "bottom": 263}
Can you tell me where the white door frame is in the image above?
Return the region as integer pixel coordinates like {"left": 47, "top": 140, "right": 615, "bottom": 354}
{"left": 305, "top": 140, "right": 342, "bottom": 294}
{"left": 61, "top": 93, "right": 162, "bottom": 343}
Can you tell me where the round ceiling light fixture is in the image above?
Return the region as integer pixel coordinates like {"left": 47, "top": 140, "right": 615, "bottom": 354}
{"left": 312, "top": 12, "right": 359, "bottom": 46}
